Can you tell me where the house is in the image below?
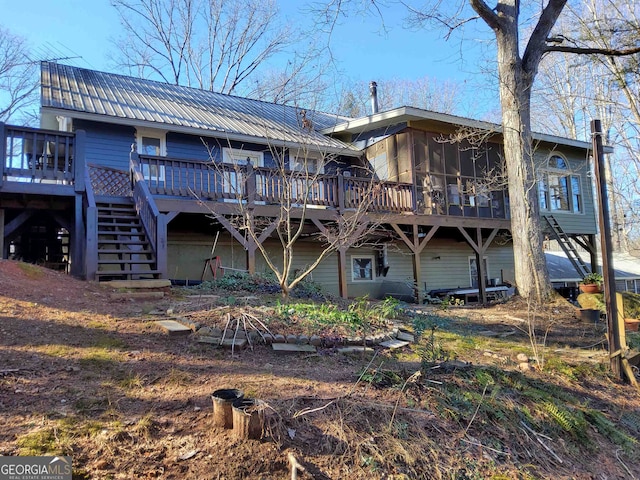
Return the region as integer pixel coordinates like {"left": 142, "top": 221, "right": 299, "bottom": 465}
{"left": 0, "top": 62, "right": 604, "bottom": 302}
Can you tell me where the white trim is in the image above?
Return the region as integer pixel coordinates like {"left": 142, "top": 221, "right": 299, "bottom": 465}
{"left": 351, "top": 255, "right": 375, "bottom": 282}
{"left": 222, "top": 147, "right": 264, "bottom": 167}
{"left": 289, "top": 150, "right": 325, "bottom": 174}
{"left": 136, "top": 127, "right": 167, "bottom": 156}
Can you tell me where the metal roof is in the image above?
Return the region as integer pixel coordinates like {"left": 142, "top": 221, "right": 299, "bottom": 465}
{"left": 323, "top": 106, "right": 613, "bottom": 154}
{"left": 546, "top": 250, "right": 640, "bottom": 282}
{"left": 40, "top": 62, "right": 359, "bottom": 155}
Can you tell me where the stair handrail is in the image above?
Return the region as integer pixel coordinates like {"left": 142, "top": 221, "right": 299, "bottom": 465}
{"left": 130, "top": 148, "right": 161, "bottom": 253}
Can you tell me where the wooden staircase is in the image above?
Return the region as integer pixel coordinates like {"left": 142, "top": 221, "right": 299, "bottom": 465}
{"left": 543, "top": 215, "right": 590, "bottom": 278}
{"left": 95, "top": 199, "right": 161, "bottom": 280}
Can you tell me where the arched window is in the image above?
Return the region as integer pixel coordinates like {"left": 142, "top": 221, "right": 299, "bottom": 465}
{"left": 538, "top": 153, "right": 582, "bottom": 213}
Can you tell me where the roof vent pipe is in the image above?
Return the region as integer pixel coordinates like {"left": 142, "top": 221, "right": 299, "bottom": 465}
{"left": 369, "top": 81, "right": 379, "bottom": 115}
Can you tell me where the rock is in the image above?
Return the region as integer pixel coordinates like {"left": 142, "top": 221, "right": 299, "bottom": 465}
{"left": 516, "top": 353, "right": 529, "bottom": 362}
{"left": 273, "top": 334, "right": 285, "bottom": 343}
{"left": 198, "top": 326, "right": 213, "bottom": 336}
{"left": 286, "top": 334, "right": 298, "bottom": 344}
{"left": 297, "top": 335, "right": 309, "bottom": 345}
{"left": 155, "top": 320, "right": 192, "bottom": 336}
{"left": 519, "top": 362, "right": 531, "bottom": 372}
{"left": 263, "top": 334, "right": 274, "bottom": 345}
{"left": 309, "top": 335, "right": 322, "bottom": 346}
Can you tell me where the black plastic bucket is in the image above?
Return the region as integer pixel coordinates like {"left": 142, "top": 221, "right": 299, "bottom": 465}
{"left": 211, "top": 389, "right": 244, "bottom": 428}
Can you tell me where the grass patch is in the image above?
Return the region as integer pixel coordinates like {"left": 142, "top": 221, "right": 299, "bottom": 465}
{"left": 92, "top": 334, "right": 127, "bottom": 350}
{"left": 17, "top": 262, "right": 43, "bottom": 279}
{"left": 38, "top": 344, "right": 76, "bottom": 357}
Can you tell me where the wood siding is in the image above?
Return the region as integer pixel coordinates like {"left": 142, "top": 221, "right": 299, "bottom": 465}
{"left": 75, "top": 120, "right": 134, "bottom": 172}
{"left": 536, "top": 149, "right": 597, "bottom": 235}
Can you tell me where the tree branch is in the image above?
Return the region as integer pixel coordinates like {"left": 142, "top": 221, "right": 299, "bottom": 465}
{"left": 544, "top": 44, "right": 640, "bottom": 57}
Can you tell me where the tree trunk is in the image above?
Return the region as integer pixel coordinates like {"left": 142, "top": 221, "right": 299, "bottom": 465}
{"left": 495, "top": 30, "right": 554, "bottom": 302}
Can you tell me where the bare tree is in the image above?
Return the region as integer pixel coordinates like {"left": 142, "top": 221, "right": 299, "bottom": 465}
{"left": 189, "top": 140, "right": 385, "bottom": 297}
{"left": 0, "top": 26, "right": 38, "bottom": 123}
{"left": 110, "top": 0, "right": 324, "bottom": 100}
{"left": 333, "top": 76, "right": 464, "bottom": 117}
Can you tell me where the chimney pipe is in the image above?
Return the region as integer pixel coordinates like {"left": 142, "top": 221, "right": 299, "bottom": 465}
{"left": 369, "top": 81, "right": 379, "bottom": 115}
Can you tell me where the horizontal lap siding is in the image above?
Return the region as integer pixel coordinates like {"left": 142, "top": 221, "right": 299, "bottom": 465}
{"left": 421, "top": 239, "right": 515, "bottom": 292}
{"left": 167, "top": 132, "right": 218, "bottom": 161}
{"left": 537, "top": 151, "right": 597, "bottom": 235}
{"left": 75, "top": 120, "right": 135, "bottom": 171}
{"left": 167, "top": 232, "right": 248, "bottom": 281}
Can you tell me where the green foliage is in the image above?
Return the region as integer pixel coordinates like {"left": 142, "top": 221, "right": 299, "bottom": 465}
{"left": 418, "top": 325, "right": 450, "bottom": 369}
{"left": 274, "top": 296, "right": 402, "bottom": 335}
{"left": 193, "top": 271, "right": 328, "bottom": 299}
{"left": 584, "top": 409, "right": 638, "bottom": 451}
{"left": 582, "top": 272, "right": 603, "bottom": 284}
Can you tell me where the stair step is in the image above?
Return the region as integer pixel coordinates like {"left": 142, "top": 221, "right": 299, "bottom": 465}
{"left": 97, "top": 248, "right": 154, "bottom": 255}
{"left": 98, "top": 240, "right": 150, "bottom": 247}
{"left": 97, "top": 206, "right": 135, "bottom": 213}
{"left": 98, "top": 230, "right": 147, "bottom": 236}
{"left": 98, "top": 259, "right": 156, "bottom": 265}
{"left": 96, "top": 269, "right": 162, "bottom": 278}
{"left": 98, "top": 221, "right": 143, "bottom": 227}
{"left": 98, "top": 214, "right": 138, "bottom": 220}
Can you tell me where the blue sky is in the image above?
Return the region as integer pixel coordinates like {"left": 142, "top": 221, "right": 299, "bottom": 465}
{"left": 3, "top": 0, "right": 496, "bottom": 114}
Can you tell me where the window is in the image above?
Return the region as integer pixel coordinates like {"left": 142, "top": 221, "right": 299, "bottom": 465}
{"left": 289, "top": 151, "right": 326, "bottom": 206}
{"left": 538, "top": 153, "right": 582, "bottom": 213}
{"left": 136, "top": 128, "right": 166, "bottom": 182}
{"left": 352, "top": 255, "right": 375, "bottom": 282}
{"left": 221, "top": 148, "right": 264, "bottom": 198}
{"left": 469, "top": 256, "right": 489, "bottom": 288}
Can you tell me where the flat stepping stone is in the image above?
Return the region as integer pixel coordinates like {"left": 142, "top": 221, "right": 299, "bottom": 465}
{"left": 111, "top": 292, "right": 165, "bottom": 300}
{"left": 379, "top": 339, "right": 410, "bottom": 350}
{"left": 337, "top": 346, "right": 374, "bottom": 354}
{"left": 155, "top": 320, "right": 192, "bottom": 336}
{"left": 221, "top": 338, "right": 247, "bottom": 349}
{"left": 272, "top": 343, "right": 317, "bottom": 353}
{"left": 396, "top": 331, "right": 415, "bottom": 342}
{"left": 104, "top": 279, "right": 171, "bottom": 289}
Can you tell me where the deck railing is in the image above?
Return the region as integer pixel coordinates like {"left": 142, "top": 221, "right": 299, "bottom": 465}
{"left": 1, "top": 124, "right": 76, "bottom": 185}
{"left": 136, "top": 154, "right": 417, "bottom": 213}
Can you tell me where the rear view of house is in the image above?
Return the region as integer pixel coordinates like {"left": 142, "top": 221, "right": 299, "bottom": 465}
{"left": 0, "top": 62, "right": 601, "bottom": 302}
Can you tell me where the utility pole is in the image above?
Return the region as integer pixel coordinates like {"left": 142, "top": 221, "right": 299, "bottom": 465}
{"left": 591, "top": 120, "right": 628, "bottom": 382}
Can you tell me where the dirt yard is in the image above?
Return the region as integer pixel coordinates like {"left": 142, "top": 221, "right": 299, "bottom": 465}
{"left": 1, "top": 260, "right": 639, "bottom": 479}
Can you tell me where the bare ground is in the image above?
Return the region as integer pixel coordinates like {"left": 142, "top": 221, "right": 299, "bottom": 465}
{"left": 0, "top": 260, "right": 639, "bottom": 479}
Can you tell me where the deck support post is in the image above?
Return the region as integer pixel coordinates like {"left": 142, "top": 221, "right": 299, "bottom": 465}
{"left": 0, "top": 122, "right": 5, "bottom": 189}
{"left": 391, "top": 224, "right": 439, "bottom": 302}
{"left": 337, "top": 247, "right": 348, "bottom": 299}
{"left": 0, "top": 209, "right": 5, "bottom": 259}
{"left": 457, "top": 227, "right": 500, "bottom": 305}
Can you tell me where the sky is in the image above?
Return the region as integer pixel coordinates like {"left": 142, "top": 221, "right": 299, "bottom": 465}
{"left": 2, "top": 0, "right": 497, "bottom": 116}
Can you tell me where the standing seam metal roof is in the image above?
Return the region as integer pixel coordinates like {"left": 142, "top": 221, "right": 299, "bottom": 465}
{"left": 41, "top": 62, "right": 357, "bottom": 153}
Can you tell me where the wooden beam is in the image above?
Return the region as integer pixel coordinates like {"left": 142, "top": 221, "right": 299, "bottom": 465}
{"left": 480, "top": 228, "right": 500, "bottom": 254}
{"left": 416, "top": 225, "right": 439, "bottom": 254}
{"left": 457, "top": 226, "right": 480, "bottom": 253}
{"left": 337, "top": 247, "right": 348, "bottom": 299}
{"left": 215, "top": 215, "right": 248, "bottom": 247}
{"left": 4, "top": 210, "right": 35, "bottom": 238}
{"left": 390, "top": 224, "right": 414, "bottom": 252}
{"left": 0, "top": 209, "right": 4, "bottom": 259}
{"left": 163, "top": 211, "right": 179, "bottom": 224}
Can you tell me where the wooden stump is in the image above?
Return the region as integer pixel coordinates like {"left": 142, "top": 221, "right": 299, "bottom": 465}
{"left": 232, "top": 398, "right": 265, "bottom": 439}
{"left": 211, "top": 389, "right": 243, "bottom": 428}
